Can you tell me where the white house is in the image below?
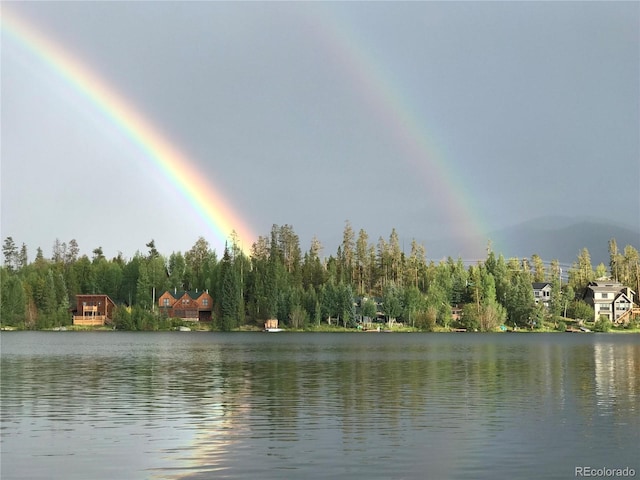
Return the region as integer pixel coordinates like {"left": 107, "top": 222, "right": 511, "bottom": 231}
{"left": 532, "top": 282, "right": 552, "bottom": 308}
{"left": 583, "top": 281, "right": 636, "bottom": 323}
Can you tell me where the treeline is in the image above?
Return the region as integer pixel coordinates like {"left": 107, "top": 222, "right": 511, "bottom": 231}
{"left": 1, "top": 223, "right": 639, "bottom": 331}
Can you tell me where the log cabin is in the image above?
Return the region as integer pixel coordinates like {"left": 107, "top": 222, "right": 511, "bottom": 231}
{"left": 73, "top": 294, "right": 116, "bottom": 326}
{"left": 157, "top": 290, "right": 213, "bottom": 322}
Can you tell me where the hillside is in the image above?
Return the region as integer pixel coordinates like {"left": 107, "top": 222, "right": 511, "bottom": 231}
{"left": 422, "top": 216, "right": 639, "bottom": 265}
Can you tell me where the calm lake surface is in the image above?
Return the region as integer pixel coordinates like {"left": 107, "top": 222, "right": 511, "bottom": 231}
{"left": 1, "top": 332, "right": 639, "bottom": 479}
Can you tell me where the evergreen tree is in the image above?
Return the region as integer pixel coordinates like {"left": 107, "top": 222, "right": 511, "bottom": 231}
{"left": 35, "top": 247, "right": 44, "bottom": 264}
{"left": 146, "top": 239, "right": 160, "bottom": 259}
{"left": 168, "top": 252, "right": 186, "bottom": 291}
{"left": 65, "top": 239, "right": 80, "bottom": 265}
{"left": 568, "top": 248, "right": 594, "bottom": 293}
{"left": 92, "top": 247, "right": 105, "bottom": 263}
{"left": 388, "top": 228, "right": 403, "bottom": 285}
{"left": 449, "top": 258, "right": 468, "bottom": 306}
{"left": 3, "top": 237, "right": 17, "bottom": 271}
{"left": 219, "top": 245, "right": 241, "bottom": 330}
{"left": 608, "top": 238, "right": 622, "bottom": 281}
{"left": 548, "top": 275, "right": 563, "bottom": 324}
{"left": 320, "top": 281, "right": 339, "bottom": 324}
{"left": 248, "top": 236, "right": 271, "bottom": 321}
{"left": 52, "top": 239, "right": 65, "bottom": 264}
{"left": 337, "top": 283, "right": 356, "bottom": 327}
{"left": 136, "top": 263, "right": 152, "bottom": 309}
{"left": 506, "top": 271, "right": 535, "bottom": 327}
{"left": 185, "top": 237, "right": 212, "bottom": 291}
{"left": 486, "top": 252, "right": 509, "bottom": 307}
{"left": 407, "top": 239, "right": 426, "bottom": 291}
{"left": 301, "top": 244, "right": 326, "bottom": 291}
{"left": 340, "top": 220, "right": 355, "bottom": 286}
{"left": 18, "top": 243, "right": 28, "bottom": 270}
{"left": 355, "top": 228, "right": 370, "bottom": 295}
{"left": 622, "top": 245, "right": 640, "bottom": 296}
{"left": 531, "top": 254, "right": 545, "bottom": 282}
{"left": 1, "top": 271, "right": 26, "bottom": 326}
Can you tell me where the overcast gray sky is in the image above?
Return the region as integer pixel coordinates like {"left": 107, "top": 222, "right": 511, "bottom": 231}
{"left": 2, "top": 1, "right": 638, "bottom": 261}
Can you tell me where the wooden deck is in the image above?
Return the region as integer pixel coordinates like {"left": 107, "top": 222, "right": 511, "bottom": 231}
{"left": 73, "top": 315, "right": 107, "bottom": 326}
{"left": 615, "top": 307, "right": 640, "bottom": 325}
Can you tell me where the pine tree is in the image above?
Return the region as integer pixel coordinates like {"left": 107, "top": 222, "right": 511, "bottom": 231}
{"left": 388, "top": 228, "right": 403, "bottom": 285}
{"left": 531, "top": 254, "right": 545, "bottom": 282}
{"left": 3, "top": 237, "right": 17, "bottom": 271}
{"left": 355, "top": 229, "right": 370, "bottom": 295}
{"left": 136, "top": 263, "right": 152, "bottom": 309}
{"left": 1, "top": 273, "right": 26, "bottom": 326}
{"left": 219, "top": 245, "right": 240, "bottom": 331}
{"left": 568, "top": 248, "right": 594, "bottom": 293}
{"left": 18, "top": 243, "right": 28, "bottom": 270}
{"left": 168, "top": 252, "right": 186, "bottom": 291}
{"left": 341, "top": 220, "right": 355, "bottom": 286}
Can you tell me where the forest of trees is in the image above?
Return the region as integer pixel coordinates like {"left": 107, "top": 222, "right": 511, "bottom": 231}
{"left": 2, "top": 222, "right": 639, "bottom": 331}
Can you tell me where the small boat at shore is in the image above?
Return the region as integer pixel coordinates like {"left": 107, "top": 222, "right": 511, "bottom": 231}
{"left": 565, "top": 327, "right": 591, "bottom": 333}
{"left": 264, "top": 328, "right": 283, "bottom": 332}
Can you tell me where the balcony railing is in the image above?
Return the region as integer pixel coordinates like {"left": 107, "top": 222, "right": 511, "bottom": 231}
{"left": 73, "top": 315, "right": 107, "bottom": 326}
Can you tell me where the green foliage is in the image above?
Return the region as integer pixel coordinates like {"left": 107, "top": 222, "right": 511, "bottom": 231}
{"left": 594, "top": 316, "right": 612, "bottom": 332}
{"left": 2, "top": 231, "right": 635, "bottom": 334}
{"left": 414, "top": 307, "right": 437, "bottom": 331}
{"left": 1, "top": 270, "right": 26, "bottom": 326}
{"left": 461, "top": 303, "right": 480, "bottom": 331}
{"left": 568, "top": 300, "right": 594, "bottom": 323}
{"left": 382, "top": 283, "right": 403, "bottom": 323}
{"left": 505, "top": 271, "right": 535, "bottom": 327}
{"left": 289, "top": 305, "right": 308, "bottom": 329}
{"left": 362, "top": 298, "right": 378, "bottom": 320}
{"left": 219, "top": 245, "right": 242, "bottom": 331}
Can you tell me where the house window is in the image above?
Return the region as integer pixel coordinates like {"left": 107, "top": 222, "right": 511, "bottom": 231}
{"left": 535, "top": 291, "right": 540, "bottom": 297}
{"left": 601, "top": 293, "right": 609, "bottom": 299}
{"left": 202, "top": 299, "right": 208, "bottom": 306}
{"left": 600, "top": 305, "right": 611, "bottom": 311}
{"left": 163, "top": 298, "right": 170, "bottom": 306}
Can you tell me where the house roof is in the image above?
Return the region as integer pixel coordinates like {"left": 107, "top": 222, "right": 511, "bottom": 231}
{"left": 614, "top": 292, "right": 632, "bottom": 303}
{"left": 587, "top": 285, "right": 624, "bottom": 294}
{"left": 532, "top": 282, "right": 551, "bottom": 289}
{"left": 76, "top": 294, "right": 116, "bottom": 305}
{"left": 161, "top": 290, "right": 211, "bottom": 300}
{"left": 588, "top": 281, "right": 624, "bottom": 289}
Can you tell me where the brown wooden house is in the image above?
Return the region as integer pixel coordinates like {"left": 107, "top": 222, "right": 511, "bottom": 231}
{"left": 158, "top": 290, "right": 213, "bottom": 322}
{"left": 73, "top": 294, "right": 116, "bottom": 326}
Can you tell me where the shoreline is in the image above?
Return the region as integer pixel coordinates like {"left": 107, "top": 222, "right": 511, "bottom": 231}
{"left": 2, "top": 325, "right": 639, "bottom": 334}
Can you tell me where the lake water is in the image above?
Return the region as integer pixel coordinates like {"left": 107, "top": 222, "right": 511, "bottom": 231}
{"left": 1, "top": 332, "right": 639, "bottom": 479}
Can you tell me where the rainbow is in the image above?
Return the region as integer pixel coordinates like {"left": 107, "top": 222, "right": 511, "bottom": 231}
{"left": 1, "top": 9, "right": 256, "bottom": 256}
{"left": 306, "top": 6, "right": 489, "bottom": 256}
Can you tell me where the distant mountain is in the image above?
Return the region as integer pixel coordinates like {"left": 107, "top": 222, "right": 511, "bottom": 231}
{"left": 476, "top": 217, "right": 638, "bottom": 266}
{"left": 419, "top": 217, "right": 639, "bottom": 266}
